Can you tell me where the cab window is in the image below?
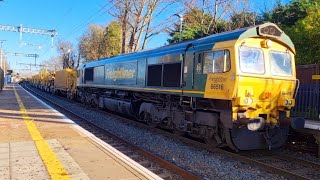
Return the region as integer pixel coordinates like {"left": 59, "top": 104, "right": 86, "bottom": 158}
{"left": 270, "top": 51, "right": 292, "bottom": 76}
{"left": 203, "top": 50, "right": 230, "bottom": 74}
{"left": 84, "top": 68, "right": 94, "bottom": 83}
{"left": 239, "top": 46, "right": 265, "bottom": 74}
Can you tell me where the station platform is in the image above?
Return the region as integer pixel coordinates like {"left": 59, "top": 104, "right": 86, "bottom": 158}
{"left": 0, "top": 84, "right": 160, "bottom": 180}
{"left": 296, "top": 119, "right": 320, "bottom": 157}
{"left": 304, "top": 120, "right": 320, "bottom": 131}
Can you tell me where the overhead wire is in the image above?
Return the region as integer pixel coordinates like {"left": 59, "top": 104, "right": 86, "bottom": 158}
{"left": 40, "top": 0, "right": 117, "bottom": 59}
{"left": 59, "top": 0, "right": 116, "bottom": 40}
{"left": 30, "top": 3, "right": 77, "bottom": 69}
{"left": 40, "top": 1, "right": 193, "bottom": 60}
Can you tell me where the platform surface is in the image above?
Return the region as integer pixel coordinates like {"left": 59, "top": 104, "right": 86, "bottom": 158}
{"left": 304, "top": 119, "right": 320, "bottom": 130}
{"left": 0, "top": 84, "right": 159, "bottom": 180}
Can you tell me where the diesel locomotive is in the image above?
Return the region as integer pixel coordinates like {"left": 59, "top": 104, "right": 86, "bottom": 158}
{"left": 32, "top": 23, "right": 304, "bottom": 151}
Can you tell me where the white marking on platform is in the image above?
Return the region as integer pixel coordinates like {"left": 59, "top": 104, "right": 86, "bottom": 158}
{"left": 304, "top": 120, "right": 320, "bottom": 130}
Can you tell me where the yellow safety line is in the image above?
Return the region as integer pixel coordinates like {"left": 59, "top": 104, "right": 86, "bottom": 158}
{"left": 13, "top": 85, "right": 70, "bottom": 180}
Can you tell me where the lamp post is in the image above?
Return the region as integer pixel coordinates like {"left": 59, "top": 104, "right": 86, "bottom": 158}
{"left": 174, "top": 14, "right": 183, "bottom": 42}
{"left": 0, "top": 40, "right": 6, "bottom": 70}
{"left": 0, "top": 40, "right": 7, "bottom": 85}
{"left": 60, "top": 48, "right": 71, "bottom": 69}
{"left": 67, "top": 49, "right": 71, "bottom": 69}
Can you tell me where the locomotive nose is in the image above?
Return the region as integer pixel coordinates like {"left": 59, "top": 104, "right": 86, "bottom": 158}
{"left": 247, "top": 117, "right": 265, "bottom": 131}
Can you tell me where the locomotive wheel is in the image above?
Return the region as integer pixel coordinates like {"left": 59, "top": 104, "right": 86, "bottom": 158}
{"left": 204, "top": 136, "right": 216, "bottom": 145}
{"left": 172, "top": 124, "right": 186, "bottom": 136}
{"left": 144, "top": 113, "right": 157, "bottom": 128}
{"left": 173, "top": 129, "right": 186, "bottom": 136}
{"left": 93, "top": 98, "right": 99, "bottom": 108}
{"left": 92, "top": 101, "right": 97, "bottom": 108}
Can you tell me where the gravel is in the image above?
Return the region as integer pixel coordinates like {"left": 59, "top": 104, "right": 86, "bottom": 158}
{"left": 25, "top": 84, "right": 285, "bottom": 180}
{"left": 280, "top": 148, "right": 320, "bottom": 164}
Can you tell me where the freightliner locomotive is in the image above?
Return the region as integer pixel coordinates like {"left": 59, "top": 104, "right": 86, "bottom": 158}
{"left": 31, "top": 23, "right": 304, "bottom": 151}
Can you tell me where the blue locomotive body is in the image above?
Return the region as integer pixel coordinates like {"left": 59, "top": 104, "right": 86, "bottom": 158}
{"left": 77, "top": 27, "right": 249, "bottom": 96}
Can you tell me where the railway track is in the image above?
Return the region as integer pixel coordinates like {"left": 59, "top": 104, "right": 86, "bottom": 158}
{"left": 172, "top": 137, "right": 320, "bottom": 180}
{"left": 21, "top": 83, "right": 200, "bottom": 180}
{"left": 238, "top": 151, "right": 320, "bottom": 180}
{"left": 22, "top": 83, "right": 320, "bottom": 180}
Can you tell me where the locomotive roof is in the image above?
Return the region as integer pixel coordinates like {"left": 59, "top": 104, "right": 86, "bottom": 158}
{"left": 79, "top": 22, "right": 294, "bottom": 69}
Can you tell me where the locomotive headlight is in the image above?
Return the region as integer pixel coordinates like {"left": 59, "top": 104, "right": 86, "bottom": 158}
{"left": 261, "top": 39, "right": 272, "bottom": 48}
{"left": 244, "top": 98, "right": 253, "bottom": 105}
{"left": 266, "top": 40, "right": 272, "bottom": 47}
{"left": 283, "top": 99, "right": 293, "bottom": 106}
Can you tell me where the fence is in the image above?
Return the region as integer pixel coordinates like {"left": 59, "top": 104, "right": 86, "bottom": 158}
{"left": 292, "top": 84, "right": 320, "bottom": 120}
{"left": 292, "top": 64, "right": 320, "bottom": 121}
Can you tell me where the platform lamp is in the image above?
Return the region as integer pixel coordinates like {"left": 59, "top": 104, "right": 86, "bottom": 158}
{"left": 174, "top": 14, "right": 184, "bottom": 42}
{"left": 60, "top": 47, "right": 71, "bottom": 69}
{"left": 0, "top": 40, "right": 6, "bottom": 70}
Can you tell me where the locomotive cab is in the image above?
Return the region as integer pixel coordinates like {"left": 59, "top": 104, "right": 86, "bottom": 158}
{"left": 198, "top": 23, "right": 303, "bottom": 150}
{"left": 230, "top": 24, "right": 302, "bottom": 150}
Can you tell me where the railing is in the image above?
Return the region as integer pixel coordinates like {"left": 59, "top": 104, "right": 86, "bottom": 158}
{"left": 292, "top": 84, "right": 320, "bottom": 121}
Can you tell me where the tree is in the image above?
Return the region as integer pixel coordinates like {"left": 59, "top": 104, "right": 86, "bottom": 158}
{"left": 79, "top": 24, "right": 106, "bottom": 62}
{"left": 259, "top": 0, "right": 310, "bottom": 27}
{"left": 102, "top": 21, "right": 122, "bottom": 57}
{"left": 110, "top": 0, "right": 177, "bottom": 52}
{"left": 57, "top": 40, "right": 79, "bottom": 69}
{"left": 167, "top": 8, "right": 218, "bottom": 44}
{"left": 167, "top": 0, "right": 253, "bottom": 44}
{"left": 285, "top": 3, "right": 320, "bottom": 64}
{"left": 115, "top": 1, "right": 131, "bottom": 53}
{"left": 229, "top": 11, "right": 257, "bottom": 29}
{"left": 42, "top": 57, "right": 63, "bottom": 71}
{"left": 79, "top": 22, "right": 122, "bottom": 62}
{"left": 258, "top": 0, "right": 320, "bottom": 64}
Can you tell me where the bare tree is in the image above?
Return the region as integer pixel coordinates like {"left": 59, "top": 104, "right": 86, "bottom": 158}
{"left": 179, "top": 0, "right": 253, "bottom": 34}
{"left": 57, "top": 40, "right": 79, "bottom": 69}
{"left": 110, "top": 0, "right": 177, "bottom": 52}
{"left": 78, "top": 22, "right": 122, "bottom": 62}
{"left": 78, "top": 24, "right": 106, "bottom": 61}
{"left": 42, "top": 57, "right": 63, "bottom": 71}
{"left": 226, "top": 0, "right": 258, "bottom": 30}
{"left": 119, "top": 1, "right": 131, "bottom": 53}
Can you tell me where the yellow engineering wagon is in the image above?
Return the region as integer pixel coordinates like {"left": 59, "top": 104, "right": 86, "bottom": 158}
{"left": 53, "top": 68, "right": 77, "bottom": 99}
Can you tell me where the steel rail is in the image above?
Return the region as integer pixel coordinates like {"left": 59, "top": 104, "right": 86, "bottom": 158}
{"left": 273, "top": 153, "right": 320, "bottom": 171}
{"left": 156, "top": 131, "right": 311, "bottom": 180}
{"left": 22, "top": 83, "right": 201, "bottom": 180}
{"left": 218, "top": 151, "right": 310, "bottom": 180}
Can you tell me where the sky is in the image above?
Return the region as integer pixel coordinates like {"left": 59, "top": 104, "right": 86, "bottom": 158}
{"left": 0, "top": 0, "right": 289, "bottom": 76}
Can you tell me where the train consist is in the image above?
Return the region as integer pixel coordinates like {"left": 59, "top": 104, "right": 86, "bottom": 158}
{"left": 30, "top": 68, "right": 77, "bottom": 97}
{"left": 29, "top": 23, "right": 304, "bottom": 151}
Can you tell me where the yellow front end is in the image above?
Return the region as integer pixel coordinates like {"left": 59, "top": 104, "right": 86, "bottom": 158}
{"left": 234, "top": 77, "right": 296, "bottom": 124}
{"left": 233, "top": 38, "right": 297, "bottom": 128}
